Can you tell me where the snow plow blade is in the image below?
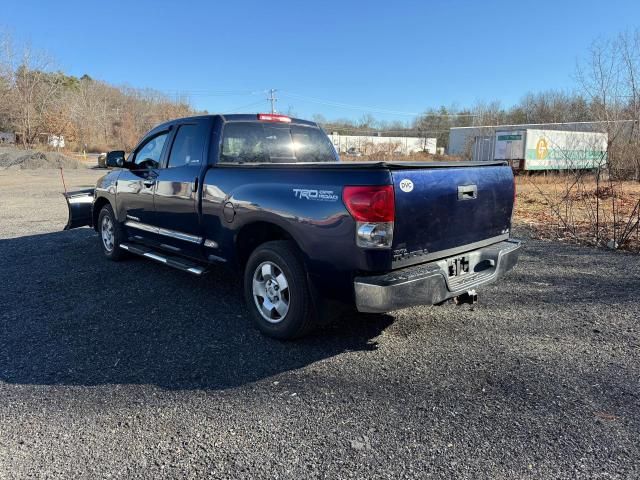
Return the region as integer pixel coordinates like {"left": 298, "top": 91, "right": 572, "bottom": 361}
{"left": 63, "top": 189, "right": 95, "bottom": 230}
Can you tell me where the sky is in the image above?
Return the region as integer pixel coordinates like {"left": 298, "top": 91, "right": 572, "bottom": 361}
{"left": 2, "top": 0, "right": 640, "bottom": 122}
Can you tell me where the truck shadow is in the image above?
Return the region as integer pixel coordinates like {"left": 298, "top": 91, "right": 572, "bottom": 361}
{"left": 0, "top": 229, "right": 393, "bottom": 390}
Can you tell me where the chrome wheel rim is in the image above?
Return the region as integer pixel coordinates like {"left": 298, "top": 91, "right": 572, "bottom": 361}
{"left": 101, "top": 215, "right": 114, "bottom": 252}
{"left": 252, "top": 261, "right": 290, "bottom": 323}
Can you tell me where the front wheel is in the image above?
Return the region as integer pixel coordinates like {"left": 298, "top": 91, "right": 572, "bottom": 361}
{"left": 244, "top": 241, "right": 315, "bottom": 339}
{"left": 98, "top": 204, "right": 127, "bottom": 261}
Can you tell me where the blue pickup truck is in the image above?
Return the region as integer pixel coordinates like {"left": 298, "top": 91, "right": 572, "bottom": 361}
{"left": 65, "top": 113, "right": 521, "bottom": 339}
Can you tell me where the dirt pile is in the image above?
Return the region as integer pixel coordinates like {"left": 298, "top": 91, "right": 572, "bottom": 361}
{"left": 0, "top": 148, "right": 82, "bottom": 170}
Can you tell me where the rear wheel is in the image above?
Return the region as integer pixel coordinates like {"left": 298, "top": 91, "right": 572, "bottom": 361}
{"left": 98, "top": 204, "right": 127, "bottom": 261}
{"left": 244, "top": 241, "right": 315, "bottom": 339}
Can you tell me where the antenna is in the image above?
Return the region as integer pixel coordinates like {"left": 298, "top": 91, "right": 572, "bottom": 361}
{"left": 267, "top": 88, "right": 277, "bottom": 113}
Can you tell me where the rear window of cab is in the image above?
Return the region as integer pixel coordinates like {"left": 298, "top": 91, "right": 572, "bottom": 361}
{"left": 220, "top": 122, "right": 337, "bottom": 163}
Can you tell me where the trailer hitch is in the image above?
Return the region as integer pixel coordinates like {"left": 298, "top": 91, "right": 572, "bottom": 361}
{"left": 453, "top": 289, "right": 478, "bottom": 305}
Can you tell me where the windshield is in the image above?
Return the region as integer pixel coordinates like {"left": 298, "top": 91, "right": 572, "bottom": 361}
{"left": 220, "top": 122, "right": 338, "bottom": 163}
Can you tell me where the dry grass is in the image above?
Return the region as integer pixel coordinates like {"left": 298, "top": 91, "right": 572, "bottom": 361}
{"left": 514, "top": 173, "right": 640, "bottom": 252}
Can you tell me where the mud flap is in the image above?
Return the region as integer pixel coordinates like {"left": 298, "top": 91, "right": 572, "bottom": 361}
{"left": 63, "top": 189, "right": 95, "bottom": 230}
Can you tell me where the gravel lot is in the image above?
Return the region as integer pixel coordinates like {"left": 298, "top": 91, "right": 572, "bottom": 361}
{"left": 1, "top": 169, "right": 639, "bottom": 479}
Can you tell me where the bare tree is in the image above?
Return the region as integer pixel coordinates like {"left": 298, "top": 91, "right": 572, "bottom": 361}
{"left": 11, "top": 47, "right": 63, "bottom": 145}
{"left": 617, "top": 30, "right": 640, "bottom": 180}
{"left": 526, "top": 31, "right": 640, "bottom": 251}
{"left": 0, "top": 31, "right": 19, "bottom": 132}
{"left": 0, "top": 30, "right": 195, "bottom": 151}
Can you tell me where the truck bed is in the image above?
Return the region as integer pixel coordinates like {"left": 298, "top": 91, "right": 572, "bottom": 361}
{"left": 216, "top": 160, "right": 508, "bottom": 169}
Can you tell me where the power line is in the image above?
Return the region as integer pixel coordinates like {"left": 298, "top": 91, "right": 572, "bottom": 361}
{"left": 229, "top": 99, "right": 266, "bottom": 113}
{"left": 160, "top": 89, "right": 265, "bottom": 97}
{"left": 281, "top": 91, "right": 420, "bottom": 116}
{"left": 146, "top": 87, "right": 478, "bottom": 119}
{"left": 279, "top": 91, "right": 479, "bottom": 118}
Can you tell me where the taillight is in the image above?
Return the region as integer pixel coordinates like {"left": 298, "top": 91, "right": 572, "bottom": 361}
{"left": 343, "top": 185, "right": 394, "bottom": 248}
{"left": 257, "top": 113, "right": 292, "bottom": 123}
{"left": 343, "top": 186, "right": 394, "bottom": 222}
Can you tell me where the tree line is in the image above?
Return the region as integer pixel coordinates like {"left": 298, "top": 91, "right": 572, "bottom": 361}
{"left": 0, "top": 33, "right": 195, "bottom": 152}
{"left": 1, "top": 29, "right": 639, "bottom": 178}
{"left": 312, "top": 91, "right": 596, "bottom": 151}
{"left": 316, "top": 31, "right": 640, "bottom": 178}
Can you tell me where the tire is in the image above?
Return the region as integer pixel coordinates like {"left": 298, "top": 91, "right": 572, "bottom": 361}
{"left": 97, "top": 204, "right": 127, "bottom": 261}
{"left": 244, "top": 240, "right": 315, "bottom": 339}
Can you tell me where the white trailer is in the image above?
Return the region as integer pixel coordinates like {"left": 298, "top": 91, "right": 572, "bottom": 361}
{"left": 476, "top": 129, "right": 607, "bottom": 171}
{"left": 327, "top": 133, "right": 437, "bottom": 155}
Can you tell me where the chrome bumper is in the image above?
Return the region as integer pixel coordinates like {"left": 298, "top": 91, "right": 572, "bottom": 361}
{"left": 354, "top": 239, "right": 522, "bottom": 313}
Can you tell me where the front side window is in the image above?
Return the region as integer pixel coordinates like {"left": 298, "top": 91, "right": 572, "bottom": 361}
{"left": 220, "top": 122, "right": 337, "bottom": 164}
{"left": 167, "top": 124, "right": 206, "bottom": 168}
{"left": 133, "top": 132, "right": 168, "bottom": 169}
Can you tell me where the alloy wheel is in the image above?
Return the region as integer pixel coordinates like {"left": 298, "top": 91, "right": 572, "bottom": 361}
{"left": 252, "top": 261, "right": 290, "bottom": 323}
{"left": 101, "top": 215, "right": 114, "bottom": 252}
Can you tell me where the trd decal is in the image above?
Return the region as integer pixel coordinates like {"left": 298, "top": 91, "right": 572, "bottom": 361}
{"left": 293, "top": 188, "right": 339, "bottom": 201}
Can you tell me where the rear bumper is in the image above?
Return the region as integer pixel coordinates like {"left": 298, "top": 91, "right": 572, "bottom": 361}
{"left": 354, "top": 239, "right": 522, "bottom": 313}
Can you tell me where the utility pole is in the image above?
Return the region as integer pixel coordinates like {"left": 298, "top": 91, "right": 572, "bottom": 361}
{"left": 268, "top": 89, "right": 277, "bottom": 113}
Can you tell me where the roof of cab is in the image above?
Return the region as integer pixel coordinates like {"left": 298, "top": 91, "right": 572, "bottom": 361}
{"left": 149, "top": 114, "right": 317, "bottom": 134}
{"left": 221, "top": 114, "right": 316, "bottom": 127}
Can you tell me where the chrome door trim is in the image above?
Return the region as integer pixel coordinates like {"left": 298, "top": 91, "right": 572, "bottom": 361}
{"left": 157, "top": 227, "right": 202, "bottom": 244}
{"left": 125, "top": 220, "right": 156, "bottom": 234}
{"left": 125, "top": 220, "right": 202, "bottom": 244}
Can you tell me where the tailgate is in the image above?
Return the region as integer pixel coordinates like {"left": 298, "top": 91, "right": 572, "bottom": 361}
{"left": 391, "top": 164, "right": 514, "bottom": 267}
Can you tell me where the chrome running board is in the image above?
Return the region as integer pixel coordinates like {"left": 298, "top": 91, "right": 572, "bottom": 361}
{"left": 119, "top": 243, "right": 207, "bottom": 276}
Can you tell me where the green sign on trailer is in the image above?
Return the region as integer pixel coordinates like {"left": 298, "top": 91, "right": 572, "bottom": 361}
{"left": 497, "top": 134, "right": 522, "bottom": 141}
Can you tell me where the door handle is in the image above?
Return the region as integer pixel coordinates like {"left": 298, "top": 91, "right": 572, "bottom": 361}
{"left": 192, "top": 177, "right": 199, "bottom": 193}
{"left": 143, "top": 179, "right": 156, "bottom": 188}
{"left": 457, "top": 184, "right": 477, "bottom": 200}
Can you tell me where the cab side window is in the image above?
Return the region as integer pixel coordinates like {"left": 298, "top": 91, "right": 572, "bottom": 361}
{"left": 167, "top": 124, "right": 207, "bottom": 168}
{"left": 132, "top": 132, "right": 169, "bottom": 169}
{"left": 220, "top": 123, "right": 268, "bottom": 163}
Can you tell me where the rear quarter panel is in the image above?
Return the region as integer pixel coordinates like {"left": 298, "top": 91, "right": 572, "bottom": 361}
{"left": 201, "top": 166, "right": 393, "bottom": 299}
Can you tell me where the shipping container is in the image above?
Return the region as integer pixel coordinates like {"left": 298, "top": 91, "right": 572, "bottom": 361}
{"left": 471, "top": 135, "right": 495, "bottom": 162}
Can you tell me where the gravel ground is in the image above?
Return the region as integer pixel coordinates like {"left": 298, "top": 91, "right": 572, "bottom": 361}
{"left": 1, "top": 169, "right": 639, "bottom": 479}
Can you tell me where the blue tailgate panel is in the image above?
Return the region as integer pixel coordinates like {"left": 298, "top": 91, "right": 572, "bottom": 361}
{"left": 391, "top": 165, "right": 514, "bottom": 258}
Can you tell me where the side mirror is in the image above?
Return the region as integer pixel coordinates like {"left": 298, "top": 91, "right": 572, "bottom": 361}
{"left": 106, "top": 150, "right": 125, "bottom": 168}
